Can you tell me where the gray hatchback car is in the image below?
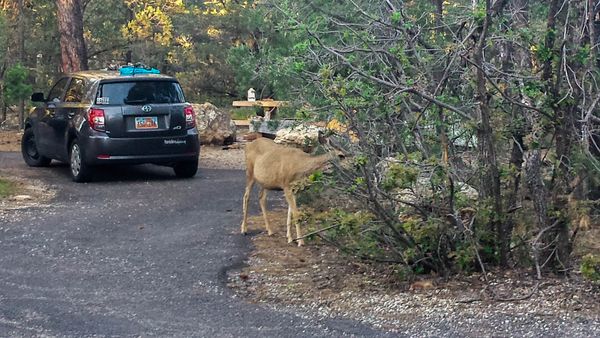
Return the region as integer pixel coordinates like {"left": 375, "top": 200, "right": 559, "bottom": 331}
{"left": 22, "top": 70, "right": 200, "bottom": 182}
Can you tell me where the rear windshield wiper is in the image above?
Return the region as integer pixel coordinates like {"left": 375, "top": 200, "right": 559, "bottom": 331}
{"left": 124, "top": 99, "right": 148, "bottom": 105}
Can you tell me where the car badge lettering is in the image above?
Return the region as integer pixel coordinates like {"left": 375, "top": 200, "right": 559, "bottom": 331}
{"left": 164, "top": 139, "right": 186, "bottom": 145}
{"left": 173, "top": 125, "right": 182, "bottom": 130}
{"left": 97, "top": 97, "right": 109, "bottom": 105}
{"left": 141, "top": 105, "right": 152, "bottom": 113}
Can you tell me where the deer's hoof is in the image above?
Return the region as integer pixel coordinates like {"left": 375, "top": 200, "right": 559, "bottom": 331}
{"left": 287, "top": 238, "right": 293, "bottom": 244}
{"left": 267, "top": 231, "right": 274, "bottom": 236}
{"left": 297, "top": 240, "right": 305, "bottom": 247}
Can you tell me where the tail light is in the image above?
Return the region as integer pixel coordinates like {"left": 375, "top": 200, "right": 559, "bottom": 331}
{"left": 87, "top": 108, "right": 106, "bottom": 131}
{"left": 184, "top": 105, "right": 196, "bottom": 129}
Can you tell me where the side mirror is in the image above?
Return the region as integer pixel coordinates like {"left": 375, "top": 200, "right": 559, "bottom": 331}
{"left": 31, "top": 92, "right": 45, "bottom": 102}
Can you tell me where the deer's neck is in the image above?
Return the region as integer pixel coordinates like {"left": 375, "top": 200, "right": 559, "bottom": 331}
{"left": 294, "top": 153, "right": 331, "bottom": 179}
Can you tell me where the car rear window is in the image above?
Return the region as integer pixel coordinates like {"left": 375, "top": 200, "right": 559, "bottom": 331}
{"left": 95, "top": 81, "right": 185, "bottom": 105}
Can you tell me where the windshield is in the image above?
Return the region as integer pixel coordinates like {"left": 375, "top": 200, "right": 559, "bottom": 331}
{"left": 95, "top": 81, "right": 185, "bottom": 105}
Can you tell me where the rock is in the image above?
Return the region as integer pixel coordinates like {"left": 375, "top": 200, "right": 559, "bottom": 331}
{"left": 12, "top": 195, "right": 32, "bottom": 201}
{"left": 274, "top": 124, "right": 323, "bottom": 151}
{"left": 192, "top": 102, "right": 236, "bottom": 145}
{"left": 248, "top": 117, "right": 296, "bottom": 135}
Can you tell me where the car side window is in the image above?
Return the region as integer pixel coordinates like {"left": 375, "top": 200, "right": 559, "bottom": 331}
{"left": 47, "top": 77, "right": 70, "bottom": 102}
{"left": 64, "top": 78, "right": 86, "bottom": 103}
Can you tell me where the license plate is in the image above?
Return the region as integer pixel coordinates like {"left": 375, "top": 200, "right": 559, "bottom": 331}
{"left": 135, "top": 116, "right": 158, "bottom": 129}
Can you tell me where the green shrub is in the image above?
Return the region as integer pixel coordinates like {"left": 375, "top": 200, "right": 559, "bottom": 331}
{"left": 3, "top": 64, "right": 32, "bottom": 105}
{"left": 382, "top": 161, "right": 418, "bottom": 191}
{"left": 307, "top": 209, "right": 383, "bottom": 259}
{"left": 0, "top": 178, "right": 16, "bottom": 199}
{"left": 581, "top": 254, "right": 600, "bottom": 282}
{"left": 230, "top": 107, "right": 261, "bottom": 120}
{"left": 266, "top": 120, "right": 280, "bottom": 131}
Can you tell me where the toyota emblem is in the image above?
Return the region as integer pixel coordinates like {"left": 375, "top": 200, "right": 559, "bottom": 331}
{"left": 141, "top": 105, "right": 152, "bottom": 113}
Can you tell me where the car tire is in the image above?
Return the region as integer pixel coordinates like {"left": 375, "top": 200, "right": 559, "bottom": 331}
{"left": 21, "top": 128, "right": 52, "bottom": 167}
{"left": 69, "top": 139, "right": 93, "bottom": 182}
{"left": 173, "top": 160, "right": 198, "bottom": 178}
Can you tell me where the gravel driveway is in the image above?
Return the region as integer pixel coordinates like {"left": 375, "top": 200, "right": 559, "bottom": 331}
{"left": 0, "top": 151, "right": 392, "bottom": 337}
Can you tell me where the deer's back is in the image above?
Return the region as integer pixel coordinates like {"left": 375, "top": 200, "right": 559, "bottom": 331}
{"left": 253, "top": 146, "right": 313, "bottom": 189}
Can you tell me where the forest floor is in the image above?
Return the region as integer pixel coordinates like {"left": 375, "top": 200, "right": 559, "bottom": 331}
{"left": 0, "top": 129, "right": 22, "bottom": 152}
{"left": 230, "top": 212, "right": 600, "bottom": 335}
{"left": 1, "top": 129, "right": 599, "bottom": 336}
{"left": 0, "top": 130, "right": 56, "bottom": 211}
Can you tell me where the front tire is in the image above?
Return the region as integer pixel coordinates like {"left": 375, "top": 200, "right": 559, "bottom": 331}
{"left": 21, "top": 128, "right": 51, "bottom": 167}
{"left": 173, "top": 159, "right": 198, "bottom": 178}
{"left": 69, "top": 139, "right": 93, "bottom": 182}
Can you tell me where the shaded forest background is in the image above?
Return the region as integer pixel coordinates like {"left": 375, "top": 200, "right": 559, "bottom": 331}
{"left": 0, "top": 0, "right": 275, "bottom": 106}
{"left": 1, "top": 0, "right": 600, "bottom": 280}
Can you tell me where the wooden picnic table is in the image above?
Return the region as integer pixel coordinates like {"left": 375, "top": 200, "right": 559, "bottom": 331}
{"left": 232, "top": 99, "right": 288, "bottom": 120}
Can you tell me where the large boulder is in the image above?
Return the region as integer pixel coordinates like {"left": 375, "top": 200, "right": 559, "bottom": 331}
{"left": 274, "top": 124, "right": 323, "bottom": 152}
{"left": 192, "top": 103, "right": 236, "bottom": 145}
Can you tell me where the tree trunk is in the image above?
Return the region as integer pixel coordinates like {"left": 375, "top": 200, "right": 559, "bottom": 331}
{"left": 125, "top": 6, "right": 134, "bottom": 64}
{"left": 530, "top": 0, "right": 573, "bottom": 273}
{"left": 56, "top": 0, "right": 88, "bottom": 73}
{"left": 500, "top": 0, "right": 529, "bottom": 267}
{"left": 17, "top": 0, "right": 24, "bottom": 129}
{"left": 432, "top": 0, "right": 443, "bottom": 27}
{"left": 473, "top": 0, "right": 503, "bottom": 253}
{"left": 550, "top": 1, "right": 586, "bottom": 270}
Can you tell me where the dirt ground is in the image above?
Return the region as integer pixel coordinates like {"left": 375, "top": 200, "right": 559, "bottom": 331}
{"left": 1, "top": 129, "right": 599, "bottom": 335}
{"left": 0, "top": 130, "right": 22, "bottom": 152}
{"left": 0, "top": 130, "right": 56, "bottom": 213}
{"left": 0, "top": 175, "right": 56, "bottom": 214}
{"left": 228, "top": 211, "right": 600, "bottom": 334}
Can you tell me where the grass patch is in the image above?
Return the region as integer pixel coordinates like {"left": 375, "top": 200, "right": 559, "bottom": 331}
{"left": 231, "top": 107, "right": 261, "bottom": 120}
{"left": 0, "top": 178, "right": 16, "bottom": 199}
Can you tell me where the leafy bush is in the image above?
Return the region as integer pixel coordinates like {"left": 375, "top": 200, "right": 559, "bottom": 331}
{"left": 581, "top": 254, "right": 600, "bottom": 282}
{"left": 300, "top": 186, "right": 496, "bottom": 276}
{"left": 3, "top": 64, "right": 32, "bottom": 105}
{"left": 230, "top": 107, "right": 260, "bottom": 120}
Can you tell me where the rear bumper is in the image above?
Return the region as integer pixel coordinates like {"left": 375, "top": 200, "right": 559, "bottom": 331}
{"left": 82, "top": 130, "right": 200, "bottom": 165}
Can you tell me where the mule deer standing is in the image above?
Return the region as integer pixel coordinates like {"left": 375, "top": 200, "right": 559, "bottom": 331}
{"left": 241, "top": 137, "right": 337, "bottom": 246}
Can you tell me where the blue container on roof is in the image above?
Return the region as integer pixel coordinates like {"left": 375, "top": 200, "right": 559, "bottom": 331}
{"left": 119, "top": 66, "right": 160, "bottom": 76}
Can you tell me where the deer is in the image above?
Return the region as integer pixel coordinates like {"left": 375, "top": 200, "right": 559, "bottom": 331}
{"left": 241, "top": 136, "right": 340, "bottom": 246}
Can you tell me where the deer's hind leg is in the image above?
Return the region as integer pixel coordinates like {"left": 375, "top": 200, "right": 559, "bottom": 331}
{"left": 241, "top": 177, "right": 254, "bottom": 234}
{"left": 286, "top": 205, "right": 292, "bottom": 241}
{"left": 283, "top": 188, "right": 304, "bottom": 246}
{"left": 258, "top": 187, "right": 273, "bottom": 235}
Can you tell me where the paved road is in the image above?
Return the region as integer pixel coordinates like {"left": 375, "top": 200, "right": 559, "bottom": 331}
{"left": 0, "top": 152, "right": 392, "bottom": 337}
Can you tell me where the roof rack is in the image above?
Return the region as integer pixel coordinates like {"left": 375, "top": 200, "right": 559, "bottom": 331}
{"left": 119, "top": 63, "right": 160, "bottom": 76}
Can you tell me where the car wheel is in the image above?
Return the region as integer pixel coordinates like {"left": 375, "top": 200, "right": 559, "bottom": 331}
{"left": 69, "top": 139, "right": 92, "bottom": 182}
{"left": 21, "top": 128, "right": 51, "bottom": 167}
{"left": 173, "top": 160, "right": 198, "bottom": 178}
